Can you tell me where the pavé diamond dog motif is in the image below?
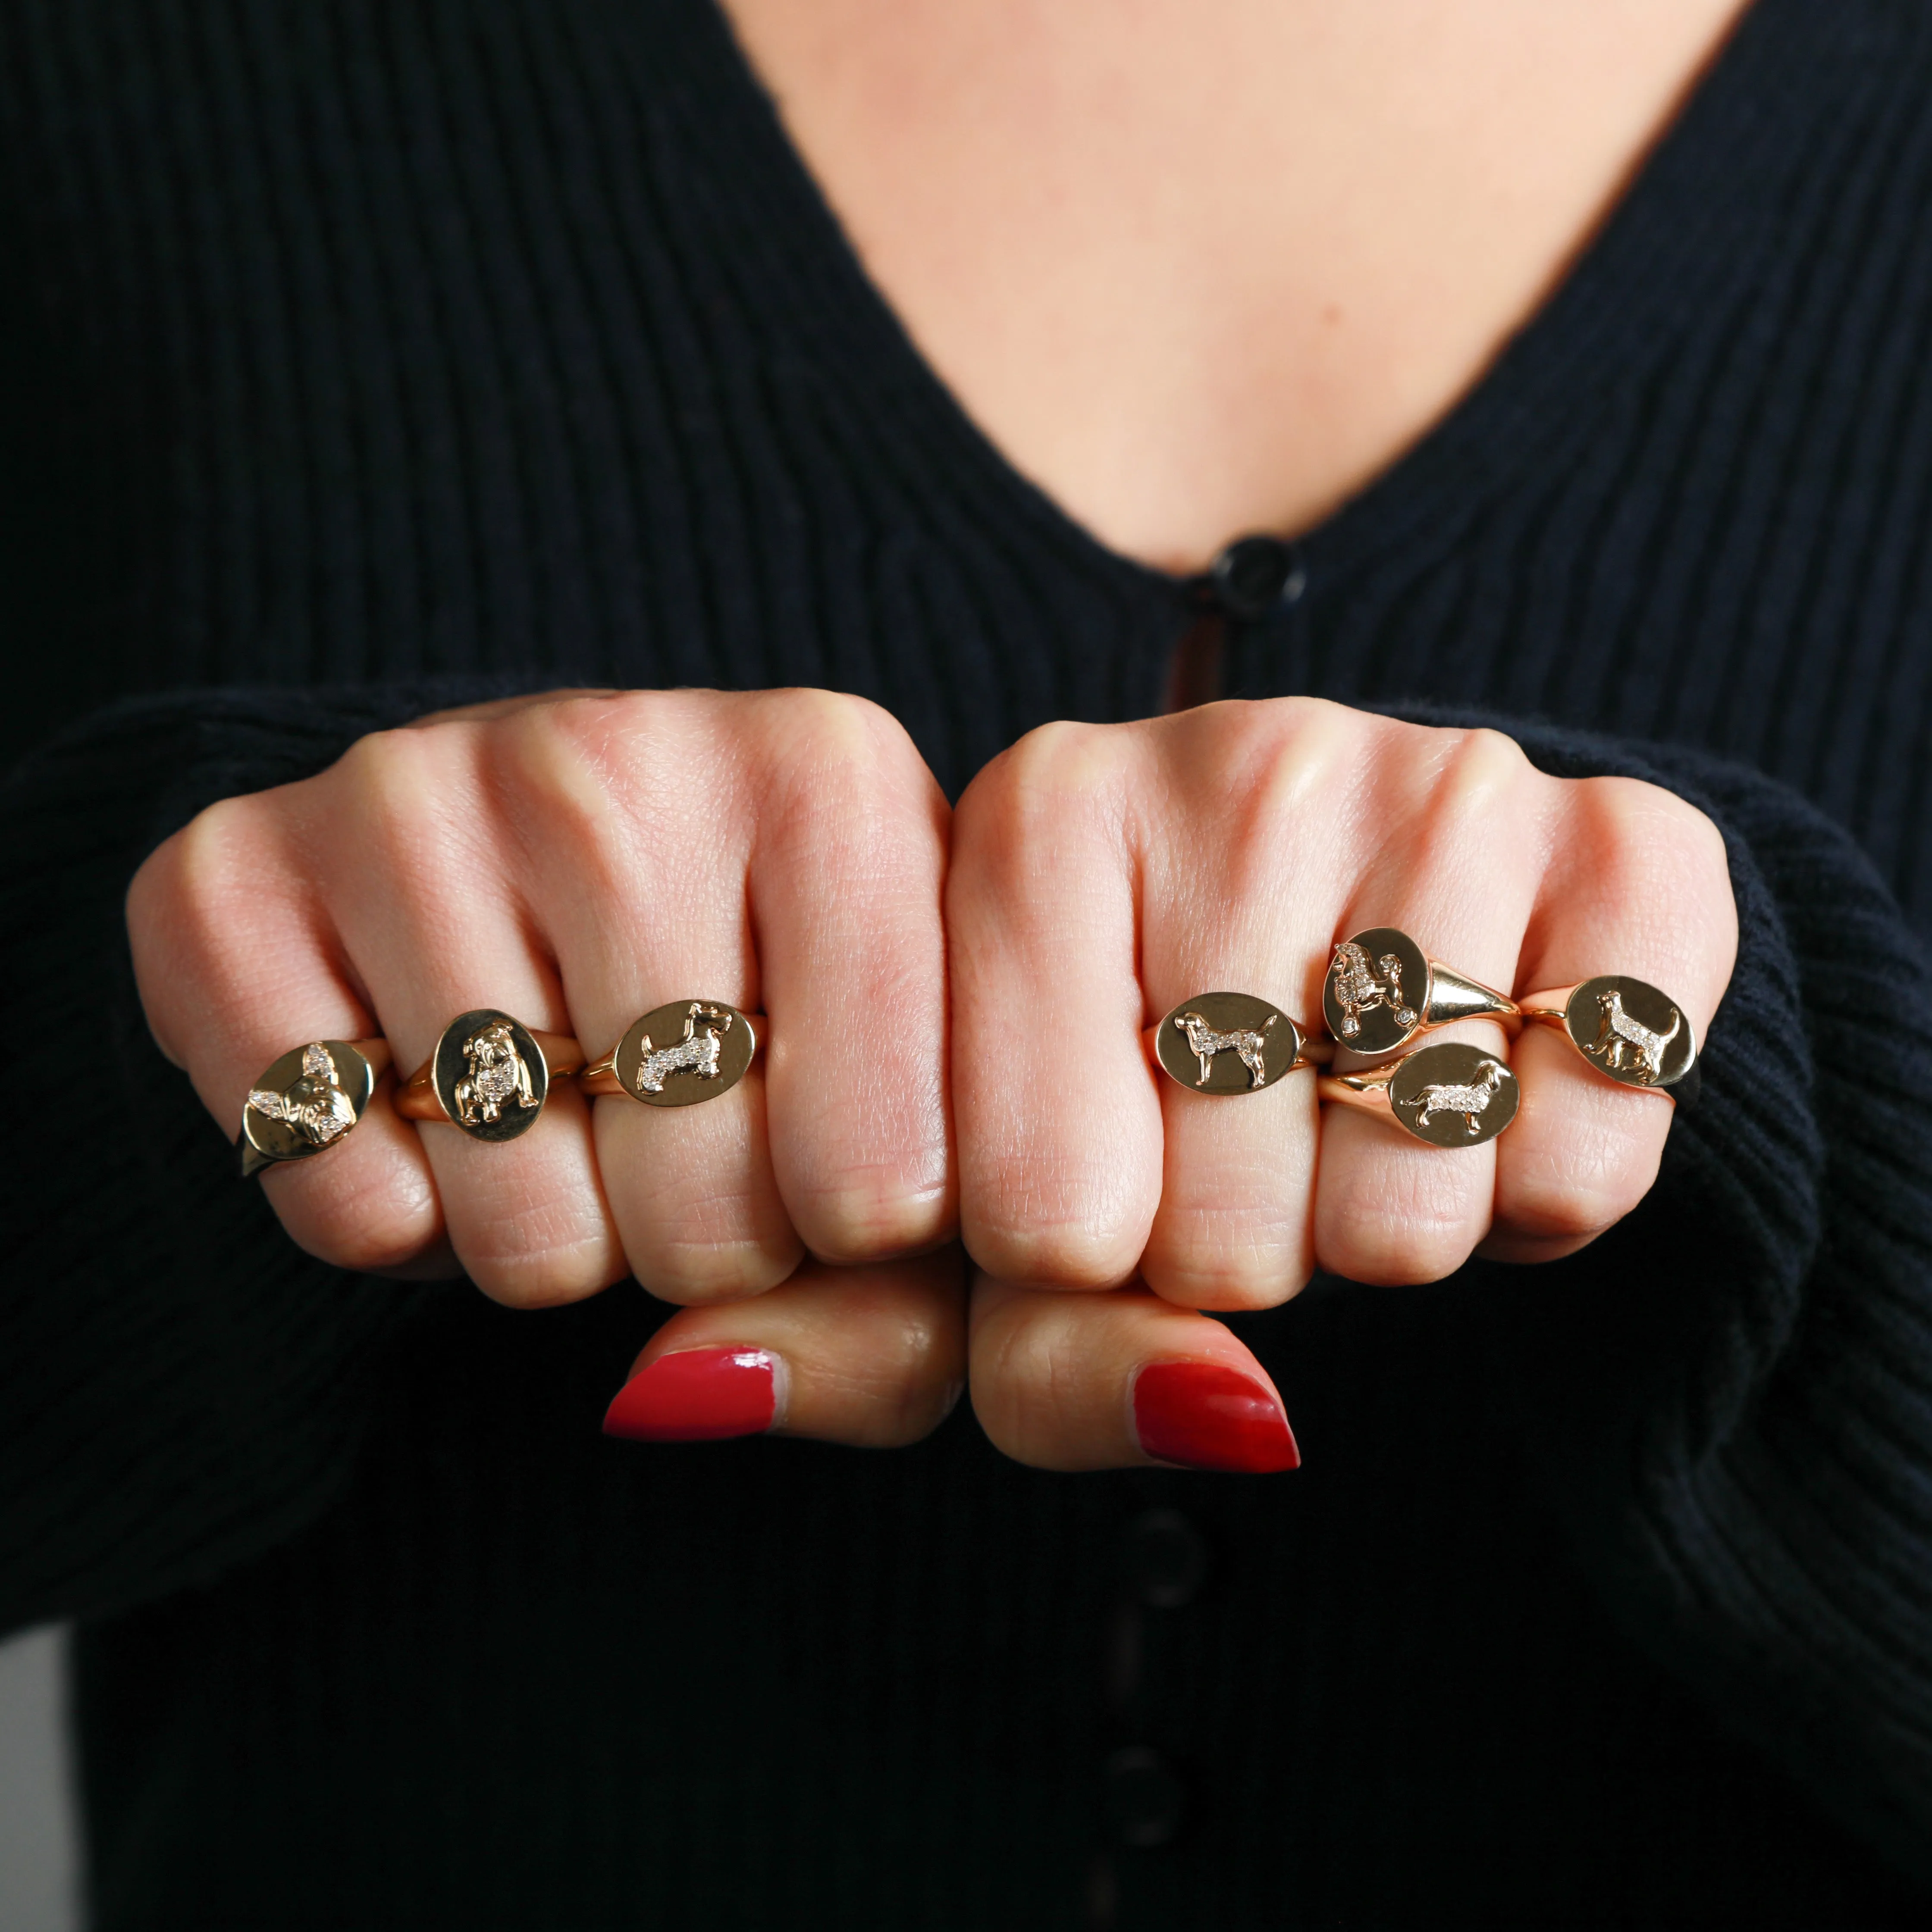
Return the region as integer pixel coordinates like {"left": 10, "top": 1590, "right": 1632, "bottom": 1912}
{"left": 1584, "top": 988, "right": 1681, "bottom": 1085}
{"left": 248, "top": 1042, "right": 358, "bottom": 1149}
{"left": 1171, "top": 1009, "right": 1279, "bottom": 1089}
{"left": 634, "top": 1002, "right": 737, "bottom": 1095}
{"left": 454, "top": 1020, "right": 539, "bottom": 1127}
{"left": 1396, "top": 1059, "right": 1510, "bottom": 1138}
{"left": 1328, "top": 941, "right": 1418, "bottom": 1040}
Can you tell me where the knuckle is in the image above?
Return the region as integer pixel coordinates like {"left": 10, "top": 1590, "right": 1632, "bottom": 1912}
{"left": 790, "top": 1167, "right": 952, "bottom": 1267}
{"left": 964, "top": 1162, "right": 1145, "bottom": 1289}
{"left": 333, "top": 723, "right": 467, "bottom": 878}
{"left": 1430, "top": 726, "right": 1536, "bottom": 820}
{"left": 954, "top": 721, "right": 1129, "bottom": 884}
{"left": 448, "top": 1188, "right": 624, "bottom": 1308}
{"left": 1320, "top": 1165, "right": 1484, "bottom": 1286}
{"left": 1142, "top": 1215, "right": 1311, "bottom": 1311}
{"left": 637, "top": 1242, "right": 799, "bottom": 1306}
{"left": 269, "top": 1160, "right": 442, "bottom": 1275}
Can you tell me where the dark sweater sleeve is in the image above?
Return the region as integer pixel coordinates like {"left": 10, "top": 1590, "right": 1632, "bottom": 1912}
{"left": 1464, "top": 719, "right": 1932, "bottom": 1887}
{"left": 0, "top": 681, "right": 535, "bottom": 1635}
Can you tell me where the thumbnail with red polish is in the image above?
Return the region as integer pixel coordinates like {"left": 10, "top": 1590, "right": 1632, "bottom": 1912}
{"left": 1133, "top": 1361, "right": 1300, "bottom": 1474}
{"left": 602, "top": 1347, "right": 777, "bottom": 1443}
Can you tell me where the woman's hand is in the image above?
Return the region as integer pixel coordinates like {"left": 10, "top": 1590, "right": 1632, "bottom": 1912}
{"left": 128, "top": 688, "right": 964, "bottom": 1448}
{"left": 947, "top": 698, "right": 1738, "bottom": 1471}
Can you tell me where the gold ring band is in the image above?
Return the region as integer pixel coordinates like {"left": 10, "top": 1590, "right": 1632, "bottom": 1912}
{"left": 1317, "top": 1040, "right": 1521, "bottom": 1147}
{"left": 396, "top": 1011, "right": 583, "bottom": 1141}
{"left": 1323, "top": 927, "right": 1518, "bottom": 1056}
{"left": 1518, "top": 977, "right": 1699, "bottom": 1099}
{"left": 579, "top": 1000, "right": 759, "bottom": 1108}
{"left": 1148, "top": 992, "right": 1328, "bottom": 1095}
{"left": 241, "top": 1037, "right": 392, "bottom": 1178}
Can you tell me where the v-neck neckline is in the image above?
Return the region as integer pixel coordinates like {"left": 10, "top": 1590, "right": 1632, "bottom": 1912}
{"left": 663, "top": 0, "right": 1860, "bottom": 616}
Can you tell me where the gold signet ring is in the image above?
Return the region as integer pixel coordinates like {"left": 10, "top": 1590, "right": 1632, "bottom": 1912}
{"left": 1149, "top": 993, "right": 1327, "bottom": 1095}
{"left": 395, "top": 1010, "right": 584, "bottom": 1142}
{"left": 1321, "top": 927, "right": 1519, "bottom": 1055}
{"left": 1517, "top": 976, "right": 1700, "bottom": 1103}
{"left": 579, "top": 1000, "right": 758, "bottom": 1108}
{"left": 1317, "top": 1040, "right": 1521, "bottom": 1148}
{"left": 241, "top": 1038, "right": 392, "bottom": 1179}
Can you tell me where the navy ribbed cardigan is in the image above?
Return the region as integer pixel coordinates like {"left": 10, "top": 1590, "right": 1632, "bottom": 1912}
{"left": 3, "top": 1, "right": 1931, "bottom": 1925}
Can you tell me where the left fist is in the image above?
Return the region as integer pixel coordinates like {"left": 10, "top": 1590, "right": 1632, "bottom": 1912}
{"left": 948, "top": 698, "right": 1736, "bottom": 1470}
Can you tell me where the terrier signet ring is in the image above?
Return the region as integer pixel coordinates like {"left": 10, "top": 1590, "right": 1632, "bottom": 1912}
{"left": 241, "top": 1038, "right": 392, "bottom": 1178}
{"left": 1150, "top": 993, "right": 1326, "bottom": 1095}
{"left": 396, "top": 1010, "right": 584, "bottom": 1142}
{"left": 1317, "top": 1040, "right": 1521, "bottom": 1148}
{"left": 1322, "top": 926, "right": 1519, "bottom": 1055}
{"left": 1518, "top": 975, "right": 1700, "bottom": 1104}
{"left": 580, "top": 1000, "right": 759, "bottom": 1108}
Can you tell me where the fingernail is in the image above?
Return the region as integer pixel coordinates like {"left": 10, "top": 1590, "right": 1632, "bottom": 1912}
{"left": 602, "top": 1347, "right": 780, "bottom": 1443}
{"left": 1132, "top": 1361, "right": 1300, "bottom": 1474}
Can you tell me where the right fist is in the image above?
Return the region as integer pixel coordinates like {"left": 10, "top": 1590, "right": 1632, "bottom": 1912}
{"left": 127, "top": 689, "right": 963, "bottom": 1445}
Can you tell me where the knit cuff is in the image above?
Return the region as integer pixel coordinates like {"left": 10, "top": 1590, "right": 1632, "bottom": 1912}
{"left": 0, "top": 680, "right": 539, "bottom": 1630}
{"left": 1450, "top": 718, "right": 1932, "bottom": 1885}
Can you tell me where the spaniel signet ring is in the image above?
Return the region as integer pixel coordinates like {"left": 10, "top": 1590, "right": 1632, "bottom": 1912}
{"left": 1518, "top": 975, "right": 1700, "bottom": 1104}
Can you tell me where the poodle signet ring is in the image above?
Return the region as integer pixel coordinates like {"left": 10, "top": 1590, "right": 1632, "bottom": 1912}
{"left": 1517, "top": 975, "right": 1700, "bottom": 1104}
{"left": 1322, "top": 927, "right": 1520, "bottom": 1056}
{"left": 1317, "top": 1040, "right": 1521, "bottom": 1148}
{"left": 241, "top": 1038, "right": 392, "bottom": 1178}
{"left": 1150, "top": 993, "right": 1326, "bottom": 1095}
{"left": 579, "top": 1000, "right": 758, "bottom": 1109}
{"left": 396, "top": 1010, "right": 584, "bottom": 1143}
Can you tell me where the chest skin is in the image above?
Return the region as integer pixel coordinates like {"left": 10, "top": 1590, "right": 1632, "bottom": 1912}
{"left": 720, "top": 0, "right": 1750, "bottom": 571}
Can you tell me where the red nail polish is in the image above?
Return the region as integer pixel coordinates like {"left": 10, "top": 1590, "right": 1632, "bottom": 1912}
{"left": 1133, "top": 1361, "right": 1300, "bottom": 1474}
{"left": 602, "top": 1347, "right": 778, "bottom": 1443}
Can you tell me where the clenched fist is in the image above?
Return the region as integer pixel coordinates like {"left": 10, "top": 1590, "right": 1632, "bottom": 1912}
{"left": 128, "top": 691, "right": 1737, "bottom": 1471}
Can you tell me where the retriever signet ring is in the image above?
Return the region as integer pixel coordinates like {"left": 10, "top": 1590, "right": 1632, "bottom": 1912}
{"left": 241, "top": 1038, "right": 392, "bottom": 1178}
{"left": 1317, "top": 1040, "right": 1521, "bottom": 1147}
{"left": 396, "top": 1010, "right": 584, "bottom": 1142}
{"left": 1149, "top": 992, "right": 1326, "bottom": 1095}
{"left": 1321, "top": 926, "right": 1519, "bottom": 1055}
{"left": 1518, "top": 975, "right": 1700, "bottom": 1103}
{"left": 580, "top": 1000, "right": 759, "bottom": 1108}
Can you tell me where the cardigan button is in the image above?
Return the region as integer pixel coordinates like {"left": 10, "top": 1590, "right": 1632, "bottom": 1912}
{"left": 1103, "top": 1745, "right": 1185, "bottom": 1848}
{"left": 1123, "top": 1508, "right": 1206, "bottom": 1609}
{"left": 1207, "top": 534, "right": 1306, "bottom": 620}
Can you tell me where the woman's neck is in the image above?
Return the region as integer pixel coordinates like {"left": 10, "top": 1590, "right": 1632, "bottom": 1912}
{"left": 721, "top": 0, "right": 1750, "bottom": 571}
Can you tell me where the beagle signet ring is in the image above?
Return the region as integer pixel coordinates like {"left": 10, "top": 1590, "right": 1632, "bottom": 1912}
{"left": 1321, "top": 927, "right": 1520, "bottom": 1055}
{"left": 241, "top": 1038, "right": 392, "bottom": 1178}
{"left": 396, "top": 1010, "right": 584, "bottom": 1142}
{"left": 1518, "top": 975, "right": 1700, "bottom": 1104}
{"left": 1150, "top": 992, "right": 1326, "bottom": 1095}
{"left": 580, "top": 1000, "right": 759, "bottom": 1108}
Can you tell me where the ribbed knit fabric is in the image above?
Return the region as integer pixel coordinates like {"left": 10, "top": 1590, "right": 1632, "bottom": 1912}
{"left": 3, "top": 0, "right": 1932, "bottom": 1925}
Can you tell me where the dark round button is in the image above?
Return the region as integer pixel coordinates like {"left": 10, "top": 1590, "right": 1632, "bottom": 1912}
{"left": 1103, "top": 1746, "right": 1185, "bottom": 1849}
{"left": 1208, "top": 534, "right": 1305, "bottom": 621}
{"left": 1123, "top": 1508, "right": 1206, "bottom": 1610}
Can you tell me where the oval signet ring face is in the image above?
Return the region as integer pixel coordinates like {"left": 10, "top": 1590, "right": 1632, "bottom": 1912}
{"left": 1154, "top": 993, "right": 1305, "bottom": 1095}
{"left": 1323, "top": 927, "right": 1430, "bottom": 1053}
{"left": 1388, "top": 1042, "right": 1520, "bottom": 1147}
{"left": 614, "top": 1000, "right": 756, "bottom": 1108}
{"left": 243, "top": 1040, "right": 378, "bottom": 1171}
{"left": 1561, "top": 975, "right": 1697, "bottom": 1090}
{"left": 431, "top": 1010, "right": 551, "bottom": 1142}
